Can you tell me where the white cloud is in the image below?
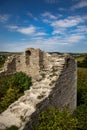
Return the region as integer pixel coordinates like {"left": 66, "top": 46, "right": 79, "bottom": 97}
{"left": 67, "top": 34, "right": 85, "bottom": 43}
{"left": 51, "top": 16, "right": 84, "bottom": 28}
{"left": 52, "top": 28, "right": 66, "bottom": 35}
{"left": 41, "top": 12, "right": 62, "bottom": 25}
{"left": 71, "top": 0, "right": 87, "bottom": 10}
{"left": 7, "top": 25, "right": 18, "bottom": 30}
{"left": 27, "top": 12, "right": 38, "bottom": 21}
{"left": 50, "top": 15, "right": 86, "bottom": 36}
{"left": 17, "top": 26, "right": 36, "bottom": 35}
{"left": 1, "top": 33, "right": 85, "bottom": 52}
{"left": 7, "top": 25, "right": 47, "bottom": 36}
{"left": 70, "top": 25, "right": 87, "bottom": 34}
{"left": 0, "top": 14, "right": 9, "bottom": 23}
{"left": 35, "top": 32, "right": 47, "bottom": 36}
{"left": 7, "top": 25, "right": 35, "bottom": 35}
{"left": 0, "top": 29, "right": 86, "bottom": 52}
{"left": 42, "top": 12, "right": 57, "bottom": 19}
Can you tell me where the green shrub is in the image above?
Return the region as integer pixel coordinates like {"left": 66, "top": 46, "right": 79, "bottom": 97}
{"left": 0, "top": 72, "right": 32, "bottom": 113}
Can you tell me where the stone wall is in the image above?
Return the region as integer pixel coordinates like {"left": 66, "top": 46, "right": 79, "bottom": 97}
{"left": 22, "top": 56, "right": 77, "bottom": 130}
{"left": 0, "top": 48, "right": 77, "bottom": 130}
{"left": 0, "top": 48, "right": 50, "bottom": 80}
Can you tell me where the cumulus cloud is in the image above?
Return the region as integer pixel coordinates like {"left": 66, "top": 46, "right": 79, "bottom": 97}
{"left": 7, "top": 25, "right": 35, "bottom": 35}
{"left": 70, "top": 25, "right": 87, "bottom": 34}
{"left": 1, "top": 32, "right": 85, "bottom": 52}
{"left": 7, "top": 25, "right": 47, "bottom": 36}
{"left": 3, "top": 12, "right": 87, "bottom": 52}
{"left": 49, "top": 15, "right": 87, "bottom": 36}
{"left": 51, "top": 16, "right": 84, "bottom": 28}
{"left": 71, "top": 0, "right": 87, "bottom": 10}
{"left": 0, "top": 14, "right": 9, "bottom": 23}
{"left": 17, "top": 26, "right": 36, "bottom": 35}
{"left": 67, "top": 34, "right": 85, "bottom": 43}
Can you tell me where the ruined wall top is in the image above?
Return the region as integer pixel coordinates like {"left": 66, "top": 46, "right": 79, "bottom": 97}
{"left": 0, "top": 48, "right": 74, "bottom": 80}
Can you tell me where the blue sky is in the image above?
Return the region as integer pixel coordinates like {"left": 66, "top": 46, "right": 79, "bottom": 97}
{"left": 0, "top": 0, "right": 87, "bottom": 52}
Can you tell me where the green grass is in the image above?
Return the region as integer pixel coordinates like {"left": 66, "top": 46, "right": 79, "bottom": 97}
{"left": 76, "top": 57, "right": 84, "bottom": 62}
{"left": 77, "top": 67, "right": 87, "bottom": 82}
{"left": 77, "top": 67, "right": 87, "bottom": 106}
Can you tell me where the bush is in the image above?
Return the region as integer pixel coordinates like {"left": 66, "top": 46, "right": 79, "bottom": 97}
{"left": 0, "top": 72, "right": 32, "bottom": 113}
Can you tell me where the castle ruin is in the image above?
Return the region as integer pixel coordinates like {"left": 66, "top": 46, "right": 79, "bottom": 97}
{"left": 0, "top": 48, "right": 77, "bottom": 130}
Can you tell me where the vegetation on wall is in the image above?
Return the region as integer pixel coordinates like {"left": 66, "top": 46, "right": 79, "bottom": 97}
{"left": 0, "top": 72, "right": 32, "bottom": 113}
{"left": 34, "top": 107, "right": 77, "bottom": 130}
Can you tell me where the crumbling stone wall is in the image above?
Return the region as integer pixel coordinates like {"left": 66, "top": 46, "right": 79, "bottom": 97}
{"left": 0, "top": 48, "right": 77, "bottom": 130}
{"left": 0, "top": 48, "right": 50, "bottom": 79}
{"left": 22, "top": 56, "right": 77, "bottom": 130}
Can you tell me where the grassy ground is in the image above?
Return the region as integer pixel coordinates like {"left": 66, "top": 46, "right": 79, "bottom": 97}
{"left": 78, "top": 67, "right": 87, "bottom": 81}
{"left": 76, "top": 57, "right": 84, "bottom": 62}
